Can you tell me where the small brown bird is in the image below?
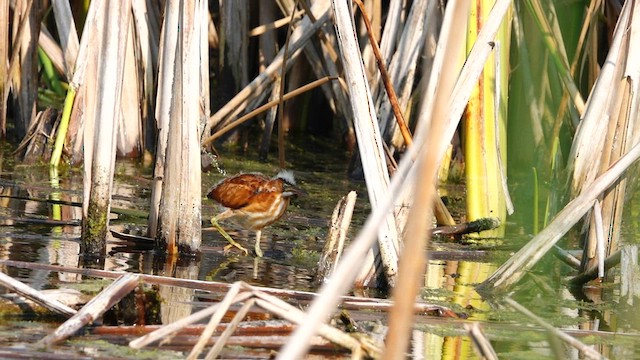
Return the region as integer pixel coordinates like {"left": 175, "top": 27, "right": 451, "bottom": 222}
{"left": 207, "top": 170, "right": 304, "bottom": 257}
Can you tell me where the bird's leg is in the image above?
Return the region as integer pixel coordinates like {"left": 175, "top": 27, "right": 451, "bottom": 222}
{"left": 211, "top": 212, "right": 248, "bottom": 256}
{"left": 254, "top": 230, "right": 263, "bottom": 257}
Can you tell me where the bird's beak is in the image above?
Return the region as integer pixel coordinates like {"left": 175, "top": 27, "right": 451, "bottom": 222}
{"left": 283, "top": 184, "right": 307, "bottom": 198}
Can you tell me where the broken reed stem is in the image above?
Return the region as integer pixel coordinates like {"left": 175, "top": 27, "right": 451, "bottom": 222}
{"left": 505, "top": 298, "right": 603, "bottom": 360}
{"left": 129, "top": 291, "right": 254, "bottom": 349}
{"left": 317, "top": 191, "right": 358, "bottom": 285}
{"left": 0, "top": 271, "right": 77, "bottom": 317}
{"left": 204, "top": 298, "right": 257, "bottom": 360}
{"left": 353, "top": 0, "right": 413, "bottom": 147}
{"left": 187, "top": 281, "right": 244, "bottom": 360}
{"left": 38, "top": 273, "right": 140, "bottom": 347}
{"left": 253, "top": 291, "right": 378, "bottom": 357}
{"left": 131, "top": 280, "right": 380, "bottom": 358}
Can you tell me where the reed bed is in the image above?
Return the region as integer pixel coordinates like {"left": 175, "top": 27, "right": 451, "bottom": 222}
{"left": 0, "top": 0, "right": 636, "bottom": 358}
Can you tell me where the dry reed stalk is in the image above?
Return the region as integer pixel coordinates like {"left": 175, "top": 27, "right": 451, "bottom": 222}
{"left": 0, "top": 258, "right": 455, "bottom": 314}
{"left": 203, "top": 76, "right": 338, "bottom": 145}
{"left": 148, "top": 0, "right": 180, "bottom": 238}
{"left": 568, "top": 0, "right": 637, "bottom": 272}
{"left": 329, "top": 0, "right": 401, "bottom": 289}
{"left": 10, "top": 0, "right": 41, "bottom": 140}
{"left": 357, "top": 0, "right": 455, "bottom": 230}
{"left": 0, "top": 0, "right": 8, "bottom": 136}
{"left": 204, "top": 0, "right": 331, "bottom": 134}
{"left": 38, "top": 273, "right": 140, "bottom": 347}
{"left": 129, "top": 291, "right": 254, "bottom": 349}
{"left": 279, "top": 0, "right": 513, "bottom": 354}
{"left": 132, "top": 281, "right": 379, "bottom": 357}
{"left": 279, "top": 0, "right": 349, "bottom": 120}
{"left": 187, "top": 282, "right": 244, "bottom": 359}
{"left": 375, "top": 0, "right": 428, "bottom": 146}
{"left": 220, "top": 0, "right": 249, "bottom": 90}
{"left": 353, "top": 0, "right": 412, "bottom": 147}
{"left": 254, "top": 291, "right": 379, "bottom": 357}
{"left": 259, "top": 4, "right": 349, "bottom": 152}
{"left": 279, "top": 17, "right": 416, "bottom": 360}
{"left": 259, "top": 76, "right": 280, "bottom": 159}
{"left": 251, "top": 9, "right": 305, "bottom": 37}
{"left": 591, "top": 2, "right": 640, "bottom": 269}
{"left": 66, "top": 0, "right": 99, "bottom": 163}
{"left": 82, "top": 0, "right": 132, "bottom": 256}
{"left": 0, "top": 271, "right": 77, "bottom": 318}
{"left": 131, "top": 0, "right": 160, "bottom": 152}
{"left": 276, "top": 0, "right": 299, "bottom": 168}
{"left": 132, "top": 0, "right": 160, "bottom": 71}
{"left": 203, "top": 298, "right": 257, "bottom": 359}
{"left": 51, "top": 0, "right": 79, "bottom": 79}
{"left": 316, "top": 191, "right": 357, "bottom": 285}
{"left": 199, "top": 0, "right": 211, "bottom": 128}
{"left": 117, "top": 22, "right": 143, "bottom": 157}
{"left": 569, "top": 1, "right": 632, "bottom": 194}
{"left": 157, "top": 0, "right": 206, "bottom": 253}
{"left": 360, "top": 0, "right": 382, "bottom": 81}
{"left": 382, "top": 0, "right": 471, "bottom": 356}
{"left": 372, "top": 0, "right": 404, "bottom": 97}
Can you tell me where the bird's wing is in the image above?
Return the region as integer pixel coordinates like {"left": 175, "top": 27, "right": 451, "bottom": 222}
{"left": 208, "top": 173, "right": 269, "bottom": 209}
{"left": 241, "top": 192, "right": 282, "bottom": 213}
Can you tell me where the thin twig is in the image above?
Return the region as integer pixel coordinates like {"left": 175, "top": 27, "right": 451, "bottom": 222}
{"left": 353, "top": 0, "right": 413, "bottom": 148}
{"left": 202, "top": 76, "right": 338, "bottom": 145}
{"left": 248, "top": 10, "right": 305, "bottom": 36}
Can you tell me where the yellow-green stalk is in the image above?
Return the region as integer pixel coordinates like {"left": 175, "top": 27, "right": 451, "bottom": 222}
{"left": 464, "top": 0, "right": 511, "bottom": 237}
{"left": 50, "top": 85, "right": 77, "bottom": 167}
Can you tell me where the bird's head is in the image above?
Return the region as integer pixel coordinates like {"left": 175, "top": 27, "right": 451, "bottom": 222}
{"left": 276, "top": 170, "right": 307, "bottom": 198}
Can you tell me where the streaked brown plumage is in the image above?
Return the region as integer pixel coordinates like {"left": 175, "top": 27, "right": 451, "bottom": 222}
{"left": 207, "top": 170, "right": 304, "bottom": 257}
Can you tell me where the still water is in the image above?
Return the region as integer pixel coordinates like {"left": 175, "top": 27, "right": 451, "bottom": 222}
{"left": 0, "top": 139, "right": 639, "bottom": 359}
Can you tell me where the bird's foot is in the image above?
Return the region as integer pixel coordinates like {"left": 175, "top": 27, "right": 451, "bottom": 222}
{"left": 223, "top": 243, "right": 249, "bottom": 256}
{"left": 212, "top": 218, "right": 249, "bottom": 256}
